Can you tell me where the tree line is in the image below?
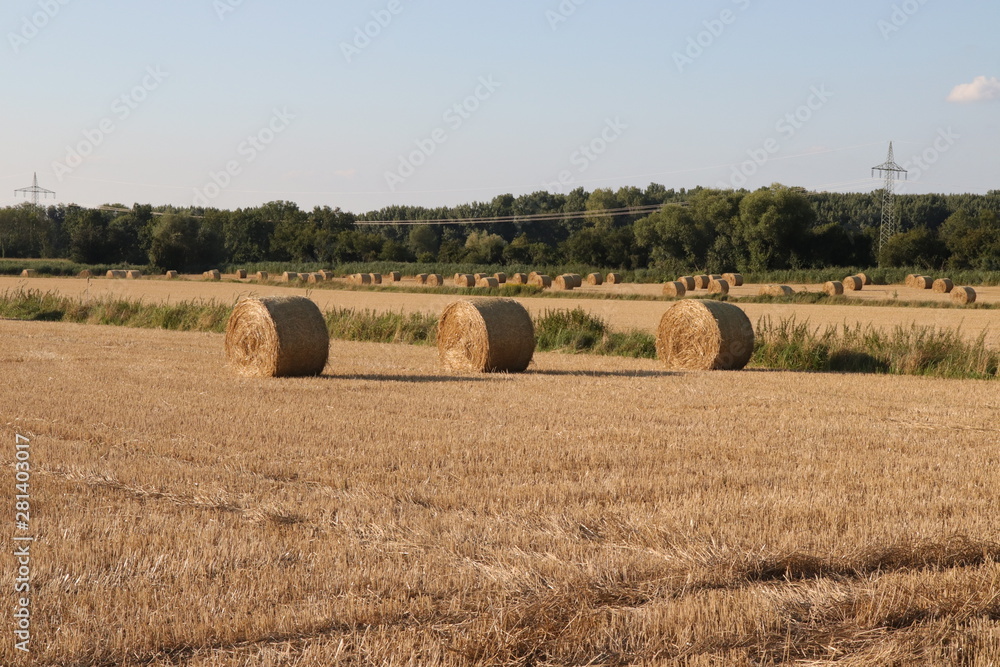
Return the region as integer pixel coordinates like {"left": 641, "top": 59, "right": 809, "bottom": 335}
{"left": 1, "top": 184, "right": 997, "bottom": 272}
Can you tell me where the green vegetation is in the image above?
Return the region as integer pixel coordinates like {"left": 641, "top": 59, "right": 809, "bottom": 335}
{"left": 1, "top": 290, "right": 996, "bottom": 379}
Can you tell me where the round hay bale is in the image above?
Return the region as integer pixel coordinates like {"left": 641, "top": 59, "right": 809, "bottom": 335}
{"left": 493, "top": 272, "right": 507, "bottom": 284}
{"left": 369, "top": 273, "right": 382, "bottom": 285}
{"left": 708, "top": 278, "right": 730, "bottom": 295}
{"left": 455, "top": 274, "right": 475, "bottom": 287}
{"left": 126, "top": 270, "right": 142, "bottom": 280}
{"left": 283, "top": 272, "right": 300, "bottom": 283}
{"left": 823, "top": 281, "right": 844, "bottom": 296}
{"left": 205, "top": 270, "right": 221, "bottom": 281}
{"left": 856, "top": 273, "right": 872, "bottom": 286}
{"left": 656, "top": 300, "right": 754, "bottom": 371}
{"left": 527, "top": 271, "right": 539, "bottom": 281}
{"left": 106, "top": 270, "right": 124, "bottom": 279}
{"left": 416, "top": 274, "right": 429, "bottom": 285}
{"left": 307, "top": 273, "right": 323, "bottom": 284}
{"left": 760, "top": 285, "right": 794, "bottom": 297}
{"left": 914, "top": 275, "right": 933, "bottom": 290}
{"left": 225, "top": 296, "right": 329, "bottom": 378}
{"left": 676, "top": 276, "right": 696, "bottom": 291}
{"left": 298, "top": 273, "right": 310, "bottom": 282}
{"left": 905, "top": 274, "right": 916, "bottom": 288}
{"left": 566, "top": 274, "right": 583, "bottom": 288}
{"left": 843, "top": 276, "right": 863, "bottom": 291}
{"left": 933, "top": 278, "right": 953, "bottom": 293}
{"left": 476, "top": 277, "right": 500, "bottom": 288}
{"left": 951, "top": 286, "right": 977, "bottom": 304}
{"left": 235, "top": 269, "right": 248, "bottom": 280}
{"left": 318, "top": 270, "right": 334, "bottom": 281}
{"left": 586, "top": 273, "right": 604, "bottom": 286}
{"left": 508, "top": 273, "right": 528, "bottom": 285}
{"left": 553, "top": 275, "right": 576, "bottom": 290}
{"left": 350, "top": 273, "right": 371, "bottom": 285}
{"left": 386, "top": 271, "right": 401, "bottom": 282}
{"left": 20, "top": 269, "right": 37, "bottom": 278}
{"left": 605, "top": 273, "right": 623, "bottom": 285}
{"left": 722, "top": 273, "right": 744, "bottom": 287}
{"left": 165, "top": 270, "right": 179, "bottom": 280}
{"left": 79, "top": 270, "right": 93, "bottom": 279}
{"left": 255, "top": 271, "right": 269, "bottom": 281}
{"left": 709, "top": 274, "right": 723, "bottom": 282}
{"left": 438, "top": 298, "right": 535, "bottom": 373}
{"left": 694, "top": 275, "right": 711, "bottom": 289}
{"left": 528, "top": 274, "right": 552, "bottom": 288}
{"left": 426, "top": 274, "right": 444, "bottom": 287}
{"left": 663, "top": 281, "right": 687, "bottom": 297}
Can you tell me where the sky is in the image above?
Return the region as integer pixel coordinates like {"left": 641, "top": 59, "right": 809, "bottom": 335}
{"left": 1, "top": 0, "right": 997, "bottom": 213}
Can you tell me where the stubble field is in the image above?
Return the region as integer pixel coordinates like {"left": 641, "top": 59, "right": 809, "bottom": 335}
{"left": 3, "top": 313, "right": 1000, "bottom": 665}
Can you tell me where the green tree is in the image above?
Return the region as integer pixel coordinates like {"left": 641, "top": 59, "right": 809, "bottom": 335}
{"left": 879, "top": 226, "right": 948, "bottom": 269}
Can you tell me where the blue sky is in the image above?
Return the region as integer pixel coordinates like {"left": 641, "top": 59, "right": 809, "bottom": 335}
{"left": 1, "top": 0, "right": 997, "bottom": 212}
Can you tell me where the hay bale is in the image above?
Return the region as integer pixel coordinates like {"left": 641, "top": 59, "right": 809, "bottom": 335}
{"left": 823, "top": 281, "right": 844, "bottom": 296}
{"left": 369, "top": 273, "right": 382, "bottom": 285}
{"left": 20, "top": 269, "right": 37, "bottom": 278}
{"left": 106, "top": 270, "right": 125, "bottom": 279}
{"left": 586, "top": 273, "right": 603, "bottom": 286}
{"left": 416, "top": 274, "right": 429, "bottom": 285}
{"left": 527, "top": 271, "right": 539, "bottom": 281}
{"left": 307, "top": 273, "right": 323, "bottom": 284}
{"left": 843, "top": 276, "right": 863, "bottom": 291}
{"left": 722, "top": 273, "right": 744, "bottom": 287}
{"left": 426, "top": 274, "right": 444, "bottom": 286}
{"left": 933, "top": 278, "right": 953, "bottom": 293}
{"left": 349, "top": 273, "right": 371, "bottom": 285}
{"left": 165, "top": 270, "right": 179, "bottom": 280}
{"left": 455, "top": 274, "right": 475, "bottom": 287}
{"left": 79, "top": 270, "right": 93, "bottom": 279}
{"left": 709, "top": 274, "right": 723, "bottom": 282}
{"left": 225, "top": 296, "right": 329, "bottom": 378}
{"left": 677, "top": 276, "right": 696, "bottom": 291}
{"left": 694, "top": 275, "right": 711, "bottom": 289}
{"left": 386, "top": 271, "right": 401, "bottom": 282}
{"left": 605, "top": 273, "right": 623, "bottom": 284}
{"left": 951, "top": 286, "right": 977, "bottom": 304}
{"left": 528, "top": 274, "right": 552, "bottom": 288}
{"left": 438, "top": 298, "right": 535, "bottom": 373}
{"left": 283, "top": 272, "right": 300, "bottom": 283}
{"left": 204, "top": 270, "right": 221, "bottom": 281}
{"left": 298, "top": 273, "right": 310, "bottom": 282}
{"left": 856, "top": 273, "right": 872, "bottom": 286}
{"left": 235, "top": 269, "right": 248, "bottom": 280}
{"left": 708, "top": 278, "right": 730, "bottom": 295}
{"left": 126, "top": 270, "right": 142, "bottom": 280}
{"left": 508, "top": 273, "right": 528, "bottom": 285}
{"left": 566, "top": 274, "right": 583, "bottom": 288}
{"left": 255, "top": 271, "right": 269, "bottom": 281}
{"left": 905, "top": 274, "right": 917, "bottom": 288}
{"left": 663, "top": 281, "right": 687, "bottom": 297}
{"left": 494, "top": 272, "right": 507, "bottom": 284}
{"left": 319, "top": 270, "right": 334, "bottom": 281}
{"left": 476, "top": 277, "right": 500, "bottom": 288}
{"left": 474, "top": 273, "right": 487, "bottom": 281}
{"left": 760, "top": 285, "right": 794, "bottom": 297}
{"left": 914, "top": 275, "right": 933, "bottom": 290}
{"left": 656, "top": 300, "right": 754, "bottom": 371}
{"left": 553, "top": 275, "right": 576, "bottom": 291}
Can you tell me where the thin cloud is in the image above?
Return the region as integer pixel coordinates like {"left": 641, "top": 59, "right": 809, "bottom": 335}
{"left": 335, "top": 168, "right": 358, "bottom": 178}
{"left": 947, "top": 76, "right": 1000, "bottom": 103}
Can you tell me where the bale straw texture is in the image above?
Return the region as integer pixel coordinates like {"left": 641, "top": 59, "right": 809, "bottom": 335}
{"left": 586, "top": 273, "right": 603, "bottom": 286}
{"left": 225, "top": 296, "right": 329, "bottom": 378}
{"left": 476, "top": 277, "right": 500, "bottom": 288}
{"left": 843, "top": 276, "right": 863, "bottom": 291}
{"left": 528, "top": 274, "right": 552, "bottom": 288}
{"left": 857, "top": 273, "right": 871, "bottom": 286}
{"left": 426, "top": 274, "right": 444, "bottom": 286}
{"left": 678, "top": 276, "right": 696, "bottom": 290}
{"left": 527, "top": 272, "right": 539, "bottom": 281}
{"left": 493, "top": 272, "right": 507, "bottom": 284}
{"left": 952, "top": 287, "right": 977, "bottom": 304}
{"left": 722, "top": 273, "right": 744, "bottom": 287}
{"left": 655, "top": 300, "right": 754, "bottom": 371}
{"left": 933, "top": 278, "right": 954, "bottom": 293}
{"left": 437, "top": 298, "right": 535, "bottom": 373}
{"left": 605, "top": 273, "right": 623, "bottom": 284}
{"left": 663, "top": 281, "right": 687, "bottom": 297}
{"left": 824, "top": 281, "right": 844, "bottom": 296}
{"left": 416, "top": 274, "right": 429, "bottom": 285}
{"left": 455, "top": 274, "right": 476, "bottom": 288}
{"left": 708, "top": 278, "right": 730, "bottom": 295}
{"left": 508, "top": 273, "right": 528, "bottom": 285}
{"left": 914, "top": 275, "right": 933, "bottom": 290}
{"left": 906, "top": 274, "right": 917, "bottom": 288}
{"left": 694, "top": 275, "right": 711, "bottom": 289}
{"left": 369, "top": 273, "right": 383, "bottom": 285}
{"left": 553, "top": 275, "right": 576, "bottom": 291}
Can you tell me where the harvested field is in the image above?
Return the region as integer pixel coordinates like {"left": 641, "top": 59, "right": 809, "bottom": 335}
{"left": 2, "top": 319, "right": 1000, "bottom": 665}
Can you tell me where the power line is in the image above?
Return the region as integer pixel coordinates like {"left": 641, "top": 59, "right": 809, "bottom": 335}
{"left": 355, "top": 204, "right": 674, "bottom": 226}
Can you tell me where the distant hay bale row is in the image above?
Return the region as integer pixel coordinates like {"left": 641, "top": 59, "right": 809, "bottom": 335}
{"left": 508, "top": 273, "right": 528, "bottom": 285}
{"left": 416, "top": 274, "right": 443, "bottom": 286}
{"left": 656, "top": 300, "right": 754, "bottom": 371}
{"left": 494, "top": 273, "right": 507, "bottom": 284}
{"left": 106, "top": 270, "right": 126, "bottom": 279}
{"left": 722, "top": 273, "right": 744, "bottom": 287}
{"left": 933, "top": 278, "right": 954, "bottom": 293}
{"left": 235, "top": 269, "right": 248, "bottom": 279}
{"left": 225, "top": 296, "right": 329, "bottom": 378}
{"left": 554, "top": 275, "right": 577, "bottom": 290}
{"left": 913, "top": 275, "right": 933, "bottom": 290}
{"left": 528, "top": 274, "right": 552, "bottom": 288}
{"left": 454, "top": 273, "right": 475, "bottom": 287}
{"left": 760, "top": 285, "right": 794, "bottom": 297}
{"left": 952, "top": 286, "right": 977, "bottom": 304}
{"left": 347, "top": 273, "right": 369, "bottom": 285}
{"left": 605, "top": 273, "right": 622, "bottom": 284}
{"left": 843, "top": 276, "right": 863, "bottom": 291}
{"left": 126, "top": 270, "right": 142, "bottom": 280}
{"left": 662, "top": 281, "right": 686, "bottom": 297}
{"left": 284, "top": 272, "right": 302, "bottom": 283}
{"left": 824, "top": 281, "right": 844, "bottom": 296}
{"left": 677, "top": 276, "right": 696, "bottom": 290}
{"left": 255, "top": 271, "right": 269, "bottom": 281}
{"left": 708, "top": 278, "right": 729, "bottom": 295}
{"left": 476, "top": 277, "right": 499, "bottom": 288}
{"left": 694, "top": 275, "right": 710, "bottom": 289}
{"left": 438, "top": 298, "right": 535, "bottom": 373}
{"left": 203, "top": 269, "right": 221, "bottom": 281}
{"left": 586, "top": 273, "right": 603, "bottom": 285}
{"left": 386, "top": 271, "right": 401, "bottom": 282}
